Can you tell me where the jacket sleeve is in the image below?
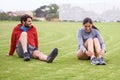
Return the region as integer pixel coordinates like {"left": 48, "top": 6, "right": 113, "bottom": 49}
{"left": 77, "top": 29, "right": 86, "bottom": 53}
{"left": 34, "top": 28, "right": 38, "bottom": 48}
{"left": 96, "top": 30, "right": 106, "bottom": 52}
{"left": 9, "top": 28, "right": 16, "bottom": 55}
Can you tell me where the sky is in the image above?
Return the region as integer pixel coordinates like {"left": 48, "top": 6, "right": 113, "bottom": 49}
{"left": 0, "top": 0, "right": 120, "bottom": 14}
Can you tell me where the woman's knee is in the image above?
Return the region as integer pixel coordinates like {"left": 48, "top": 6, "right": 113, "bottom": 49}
{"left": 86, "top": 38, "right": 94, "bottom": 44}
{"left": 87, "top": 38, "right": 93, "bottom": 42}
{"left": 85, "top": 38, "right": 94, "bottom": 47}
{"left": 93, "top": 38, "right": 99, "bottom": 42}
{"left": 93, "top": 38, "right": 101, "bottom": 46}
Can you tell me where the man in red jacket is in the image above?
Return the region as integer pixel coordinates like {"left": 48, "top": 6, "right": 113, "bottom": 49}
{"left": 7, "top": 14, "right": 58, "bottom": 63}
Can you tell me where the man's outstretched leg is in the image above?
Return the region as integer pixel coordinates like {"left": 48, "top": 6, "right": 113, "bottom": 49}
{"left": 32, "top": 48, "right": 58, "bottom": 63}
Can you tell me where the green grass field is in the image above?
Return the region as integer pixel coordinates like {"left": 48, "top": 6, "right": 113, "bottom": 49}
{"left": 0, "top": 21, "right": 120, "bottom": 80}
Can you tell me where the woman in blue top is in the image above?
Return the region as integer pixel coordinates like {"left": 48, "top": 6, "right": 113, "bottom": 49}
{"left": 77, "top": 17, "right": 106, "bottom": 65}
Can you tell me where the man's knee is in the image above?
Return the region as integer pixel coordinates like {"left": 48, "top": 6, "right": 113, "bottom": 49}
{"left": 21, "top": 32, "right": 27, "bottom": 36}
{"left": 33, "top": 50, "right": 40, "bottom": 54}
{"left": 33, "top": 50, "right": 40, "bottom": 56}
{"left": 19, "top": 32, "right": 27, "bottom": 40}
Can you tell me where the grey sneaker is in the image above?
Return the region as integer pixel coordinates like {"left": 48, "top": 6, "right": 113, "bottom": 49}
{"left": 98, "top": 57, "right": 106, "bottom": 65}
{"left": 46, "top": 48, "right": 58, "bottom": 63}
{"left": 91, "top": 57, "right": 99, "bottom": 65}
{"left": 23, "top": 52, "right": 30, "bottom": 61}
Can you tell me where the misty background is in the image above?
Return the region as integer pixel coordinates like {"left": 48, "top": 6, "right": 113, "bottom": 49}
{"left": 0, "top": 0, "right": 120, "bottom": 22}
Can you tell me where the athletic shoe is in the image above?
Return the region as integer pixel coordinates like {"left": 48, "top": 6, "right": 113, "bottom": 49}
{"left": 23, "top": 52, "right": 30, "bottom": 61}
{"left": 46, "top": 48, "right": 58, "bottom": 63}
{"left": 98, "top": 57, "right": 106, "bottom": 65}
{"left": 91, "top": 57, "right": 99, "bottom": 65}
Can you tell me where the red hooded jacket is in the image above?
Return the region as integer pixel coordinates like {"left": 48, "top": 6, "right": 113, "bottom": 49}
{"left": 9, "top": 24, "right": 38, "bottom": 55}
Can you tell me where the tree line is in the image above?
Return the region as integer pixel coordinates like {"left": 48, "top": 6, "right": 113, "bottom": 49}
{"left": 34, "top": 4, "right": 59, "bottom": 21}
{"left": 0, "top": 4, "right": 59, "bottom": 21}
{"left": 0, "top": 12, "right": 20, "bottom": 21}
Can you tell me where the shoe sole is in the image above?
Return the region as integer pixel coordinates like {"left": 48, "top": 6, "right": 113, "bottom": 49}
{"left": 91, "top": 63, "right": 100, "bottom": 65}
{"left": 46, "top": 48, "right": 58, "bottom": 63}
{"left": 24, "top": 57, "right": 30, "bottom": 61}
{"left": 100, "top": 63, "right": 106, "bottom": 65}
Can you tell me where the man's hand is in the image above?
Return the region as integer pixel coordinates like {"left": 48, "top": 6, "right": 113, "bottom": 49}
{"left": 6, "top": 53, "right": 12, "bottom": 56}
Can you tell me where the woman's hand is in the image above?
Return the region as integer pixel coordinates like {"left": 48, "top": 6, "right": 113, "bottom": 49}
{"left": 85, "top": 50, "right": 94, "bottom": 57}
{"left": 99, "top": 50, "right": 105, "bottom": 55}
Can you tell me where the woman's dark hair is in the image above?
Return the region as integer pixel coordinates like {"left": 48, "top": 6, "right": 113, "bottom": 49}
{"left": 20, "top": 14, "right": 32, "bottom": 24}
{"left": 83, "top": 17, "right": 99, "bottom": 31}
{"left": 92, "top": 26, "right": 99, "bottom": 31}
{"left": 83, "top": 17, "right": 93, "bottom": 25}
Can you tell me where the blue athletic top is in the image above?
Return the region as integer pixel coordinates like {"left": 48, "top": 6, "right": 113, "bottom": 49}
{"left": 20, "top": 26, "right": 30, "bottom": 32}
